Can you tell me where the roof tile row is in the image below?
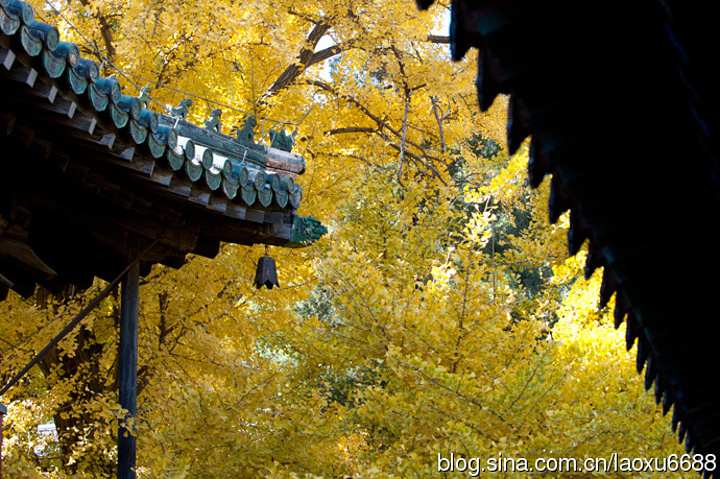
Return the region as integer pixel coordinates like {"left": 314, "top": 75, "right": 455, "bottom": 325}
{"left": 1, "top": 0, "right": 304, "bottom": 212}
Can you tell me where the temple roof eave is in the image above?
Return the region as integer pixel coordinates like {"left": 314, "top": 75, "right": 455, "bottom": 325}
{"left": 0, "top": 0, "right": 325, "bottom": 299}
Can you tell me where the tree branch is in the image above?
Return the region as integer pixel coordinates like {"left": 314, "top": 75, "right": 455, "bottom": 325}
{"left": 399, "top": 92, "right": 410, "bottom": 179}
{"left": 307, "top": 79, "right": 448, "bottom": 185}
{"left": 377, "top": 132, "right": 448, "bottom": 185}
{"left": 427, "top": 34, "right": 450, "bottom": 44}
{"left": 318, "top": 149, "right": 384, "bottom": 170}
{"left": 76, "top": 0, "right": 116, "bottom": 62}
{"left": 287, "top": 8, "right": 322, "bottom": 24}
{"left": 431, "top": 96, "right": 446, "bottom": 153}
{"left": 307, "top": 80, "right": 432, "bottom": 153}
{"left": 306, "top": 44, "right": 343, "bottom": 68}
{"left": 306, "top": 80, "right": 393, "bottom": 133}
{"left": 262, "top": 22, "right": 338, "bottom": 100}
{"left": 325, "top": 126, "right": 376, "bottom": 135}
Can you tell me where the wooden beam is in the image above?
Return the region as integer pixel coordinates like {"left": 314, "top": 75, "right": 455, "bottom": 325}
{"left": 0, "top": 79, "right": 75, "bottom": 118}
{"left": 149, "top": 168, "right": 173, "bottom": 186}
{"left": 28, "top": 184, "right": 199, "bottom": 259}
{"left": 64, "top": 151, "right": 156, "bottom": 177}
{"left": 264, "top": 211, "right": 284, "bottom": 225}
{"left": 99, "top": 182, "right": 121, "bottom": 202}
{"left": 64, "top": 161, "right": 89, "bottom": 183}
{"left": 27, "top": 137, "right": 53, "bottom": 161}
{"left": 115, "top": 147, "right": 135, "bottom": 162}
{"left": 132, "top": 196, "right": 152, "bottom": 216}
{"left": 167, "top": 178, "right": 191, "bottom": 198}
{"left": 0, "top": 113, "right": 15, "bottom": 136}
{"left": 47, "top": 98, "right": 77, "bottom": 118}
{"left": 47, "top": 151, "right": 70, "bottom": 171}
{"left": 92, "top": 133, "right": 116, "bottom": 150}
{"left": 198, "top": 212, "right": 293, "bottom": 246}
{"left": 127, "top": 156, "right": 155, "bottom": 176}
{"left": 208, "top": 196, "right": 228, "bottom": 213}
{"left": 226, "top": 203, "right": 247, "bottom": 220}
{"left": 5, "top": 63, "right": 37, "bottom": 87}
{"left": 0, "top": 271, "right": 13, "bottom": 289}
{"left": 0, "top": 238, "right": 57, "bottom": 281}
{"left": 25, "top": 80, "right": 57, "bottom": 103}
{"left": 246, "top": 209, "right": 265, "bottom": 224}
{"left": 0, "top": 47, "right": 16, "bottom": 70}
{"left": 189, "top": 185, "right": 210, "bottom": 206}
{"left": 47, "top": 111, "right": 96, "bottom": 135}
{"left": 56, "top": 133, "right": 139, "bottom": 166}
{"left": 82, "top": 171, "right": 106, "bottom": 193}
{"left": 9, "top": 124, "right": 34, "bottom": 147}
{"left": 116, "top": 190, "right": 136, "bottom": 210}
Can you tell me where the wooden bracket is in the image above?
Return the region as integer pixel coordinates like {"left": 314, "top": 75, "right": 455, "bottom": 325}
{"left": 0, "top": 47, "right": 16, "bottom": 70}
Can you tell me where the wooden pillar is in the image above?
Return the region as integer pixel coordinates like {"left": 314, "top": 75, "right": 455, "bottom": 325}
{"left": 0, "top": 402, "right": 5, "bottom": 479}
{"left": 117, "top": 256, "right": 140, "bottom": 479}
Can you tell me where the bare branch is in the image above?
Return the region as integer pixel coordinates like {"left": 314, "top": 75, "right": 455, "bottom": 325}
{"left": 399, "top": 93, "right": 410, "bottom": 179}
{"left": 319, "top": 149, "right": 384, "bottom": 170}
{"left": 288, "top": 8, "right": 322, "bottom": 24}
{"left": 431, "top": 96, "right": 446, "bottom": 153}
{"left": 306, "top": 44, "right": 343, "bottom": 68}
{"left": 325, "top": 127, "right": 376, "bottom": 135}
{"left": 262, "top": 22, "right": 339, "bottom": 100}
{"left": 306, "top": 79, "right": 448, "bottom": 185}
{"left": 306, "top": 79, "right": 387, "bottom": 127}
{"left": 378, "top": 132, "right": 448, "bottom": 185}
{"left": 427, "top": 34, "right": 450, "bottom": 44}
{"left": 307, "top": 80, "right": 431, "bottom": 155}
{"left": 76, "top": 0, "right": 116, "bottom": 61}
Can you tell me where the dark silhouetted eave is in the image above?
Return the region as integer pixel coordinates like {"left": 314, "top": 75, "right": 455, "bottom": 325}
{"left": 417, "top": 0, "right": 720, "bottom": 474}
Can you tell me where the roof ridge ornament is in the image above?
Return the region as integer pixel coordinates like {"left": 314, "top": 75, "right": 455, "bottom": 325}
{"left": 169, "top": 98, "right": 193, "bottom": 120}
{"left": 287, "top": 215, "right": 327, "bottom": 248}
{"left": 269, "top": 125, "right": 293, "bottom": 152}
{"left": 138, "top": 85, "right": 152, "bottom": 109}
{"left": 235, "top": 115, "right": 258, "bottom": 147}
{"left": 232, "top": 115, "right": 267, "bottom": 164}
{"left": 204, "top": 108, "right": 222, "bottom": 133}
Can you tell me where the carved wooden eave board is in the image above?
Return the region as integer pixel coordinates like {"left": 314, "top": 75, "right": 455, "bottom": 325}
{"left": 0, "top": 0, "right": 326, "bottom": 300}
{"left": 417, "top": 0, "right": 720, "bottom": 473}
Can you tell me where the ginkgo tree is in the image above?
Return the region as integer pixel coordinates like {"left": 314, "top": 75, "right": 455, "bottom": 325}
{"left": 0, "top": 0, "right": 688, "bottom": 477}
{"left": 285, "top": 146, "right": 686, "bottom": 478}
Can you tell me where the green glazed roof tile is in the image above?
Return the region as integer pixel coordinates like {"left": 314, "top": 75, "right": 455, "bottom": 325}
{"left": 1, "top": 0, "right": 323, "bottom": 245}
{"left": 109, "top": 103, "right": 129, "bottom": 128}
{"left": 3, "top": 0, "right": 33, "bottom": 26}
{"left": 0, "top": 8, "right": 21, "bottom": 36}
